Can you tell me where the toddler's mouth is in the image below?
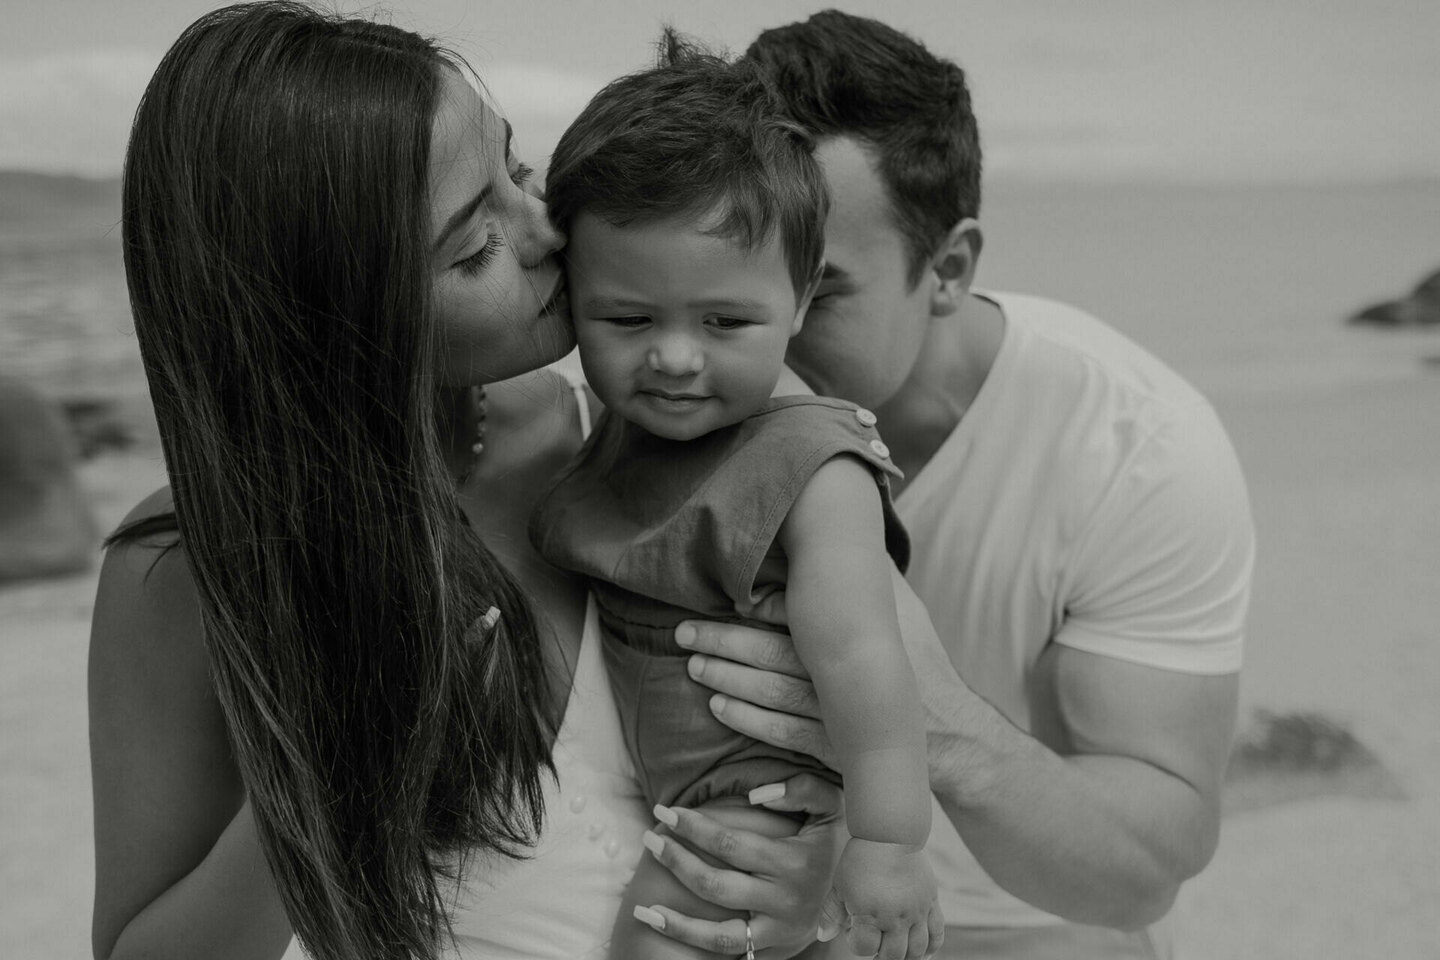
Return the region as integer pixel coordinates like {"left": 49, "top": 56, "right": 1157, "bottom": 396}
{"left": 643, "top": 390, "right": 707, "bottom": 401}
{"left": 639, "top": 390, "right": 711, "bottom": 412}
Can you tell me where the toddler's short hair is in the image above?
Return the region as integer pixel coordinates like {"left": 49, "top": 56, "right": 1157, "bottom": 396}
{"left": 547, "top": 31, "right": 828, "bottom": 297}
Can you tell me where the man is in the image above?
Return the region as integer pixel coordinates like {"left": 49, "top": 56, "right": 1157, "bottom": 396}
{"left": 678, "top": 11, "right": 1254, "bottom": 959}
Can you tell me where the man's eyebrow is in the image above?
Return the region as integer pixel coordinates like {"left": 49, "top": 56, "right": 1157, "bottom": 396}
{"left": 432, "top": 121, "right": 515, "bottom": 254}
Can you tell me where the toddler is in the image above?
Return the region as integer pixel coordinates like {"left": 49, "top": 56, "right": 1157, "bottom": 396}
{"left": 531, "top": 43, "right": 939, "bottom": 960}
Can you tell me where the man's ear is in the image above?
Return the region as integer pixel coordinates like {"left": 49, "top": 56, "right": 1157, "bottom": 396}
{"left": 929, "top": 219, "right": 983, "bottom": 318}
{"left": 792, "top": 258, "right": 825, "bottom": 335}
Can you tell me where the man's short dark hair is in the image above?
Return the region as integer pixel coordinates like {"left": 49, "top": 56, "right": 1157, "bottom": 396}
{"left": 547, "top": 31, "right": 828, "bottom": 297}
{"left": 745, "top": 10, "right": 981, "bottom": 287}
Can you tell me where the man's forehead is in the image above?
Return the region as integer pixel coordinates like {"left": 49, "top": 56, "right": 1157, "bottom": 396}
{"left": 814, "top": 136, "right": 904, "bottom": 269}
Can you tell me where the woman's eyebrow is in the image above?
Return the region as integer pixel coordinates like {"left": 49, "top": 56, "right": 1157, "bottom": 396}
{"left": 432, "top": 122, "right": 515, "bottom": 254}
{"left": 434, "top": 185, "right": 493, "bottom": 253}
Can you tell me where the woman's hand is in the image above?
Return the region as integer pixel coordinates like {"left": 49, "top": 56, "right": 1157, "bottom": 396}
{"left": 645, "top": 773, "right": 846, "bottom": 958}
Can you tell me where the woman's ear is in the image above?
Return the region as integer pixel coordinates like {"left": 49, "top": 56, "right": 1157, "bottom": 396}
{"left": 792, "top": 258, "right": 825, "bottom": 335}
{"left": 930, "top": 220, "right": 983, "bottom": 318}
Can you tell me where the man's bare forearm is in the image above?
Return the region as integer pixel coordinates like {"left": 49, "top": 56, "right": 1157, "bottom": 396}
{"left": 925, "top": 688, "right": 1218, "bottom": 929}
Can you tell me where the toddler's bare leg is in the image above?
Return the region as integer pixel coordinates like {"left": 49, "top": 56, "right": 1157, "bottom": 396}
{"left": 611, "top": 799, "right": 802, "bottom": 960}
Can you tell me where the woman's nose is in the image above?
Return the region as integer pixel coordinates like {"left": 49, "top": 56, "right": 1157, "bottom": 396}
{"left": 513, "top": 189, "right": 565, "bottom": 268}
{"left": 648, "top": 333, "right": 703, "bottom": 376}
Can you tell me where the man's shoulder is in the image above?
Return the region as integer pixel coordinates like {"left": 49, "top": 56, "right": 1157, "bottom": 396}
{"left": 982, "top": 289, "right": 1212, "bottom": 421}
{"left": 959, "top": 291, "right": 1242, "bottom": 515}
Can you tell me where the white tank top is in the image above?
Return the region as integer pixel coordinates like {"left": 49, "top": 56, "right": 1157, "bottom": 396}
{"left": 282, "top": 376, "right": 648, "bottom": 960}
{"left": 445, "top": 594, "right": 648, "bottom": 958}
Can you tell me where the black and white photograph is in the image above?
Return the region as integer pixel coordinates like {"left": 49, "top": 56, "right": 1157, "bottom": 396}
{"left": 2, "top": 2, "right": 1437, "bottom": 958}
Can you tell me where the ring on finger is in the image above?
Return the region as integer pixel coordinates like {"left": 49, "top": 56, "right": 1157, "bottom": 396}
{"left": 745, "top": 917, "right": 756, "bottom": 960}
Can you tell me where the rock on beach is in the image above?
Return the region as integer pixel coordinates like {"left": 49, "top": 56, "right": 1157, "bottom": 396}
{"left": 1349, "top": 267, "right": 1440, "bottom": 327}
{"left": 0, "top": 376, "right": 97, "bottom": 582}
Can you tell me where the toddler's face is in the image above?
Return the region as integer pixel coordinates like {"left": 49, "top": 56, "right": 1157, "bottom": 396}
{"left": 568, "top": 210, "right": 809, "bottom": 441}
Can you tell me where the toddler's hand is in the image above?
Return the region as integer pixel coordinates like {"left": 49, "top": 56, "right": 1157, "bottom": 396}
{"left": 831, "top": 837, "right": 943, "bottom": 959}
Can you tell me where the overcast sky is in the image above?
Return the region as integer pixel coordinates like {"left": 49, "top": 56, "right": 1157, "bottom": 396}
{"left": 3, "top": 0, "right": 1436, "bottom": 182}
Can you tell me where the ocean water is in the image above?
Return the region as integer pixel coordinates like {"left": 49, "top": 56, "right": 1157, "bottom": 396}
{"left": 0, "top": 231, "right": 132, "bottom": 396}
{"left": 978, "top": 179, "right": 1440, "bottom": 393}
{"left": 2, "top": 176, "right": 1438, "bottom": 413}
{"left": 0, "top": 176, "right": 135, "bottom": 402}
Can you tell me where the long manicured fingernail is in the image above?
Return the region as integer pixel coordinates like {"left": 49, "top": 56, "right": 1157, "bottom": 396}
{"left": 641, "top": 830, "right": 664, "bottom": 857}
{"left": 686, "top": 654, "right": 708, "bottom": 679}
{"left": 748, "top": 782, "right": 786, "bottom": 805}
{"left": 634, "top": 905, "right": 665, "bottom": 930}
{"left": 675, "top": 622, "right": 697, "bottom": 647}
{"left": 652, "top": 804, "right": 678, "bottom": 828}
{"left": 709, "top": 693, "right": 729, "bottom": 715}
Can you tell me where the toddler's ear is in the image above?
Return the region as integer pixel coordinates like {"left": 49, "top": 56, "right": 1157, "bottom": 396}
{"left": 793, "top": 258, "right": 826, "bottom": 334}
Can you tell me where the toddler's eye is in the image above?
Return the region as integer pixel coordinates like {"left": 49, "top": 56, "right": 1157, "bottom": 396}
{"left": 604, "top": 315, "right": 649, "bottom": 327}
{"left": 709, "top": 316, "right": 750, "bottom": 330}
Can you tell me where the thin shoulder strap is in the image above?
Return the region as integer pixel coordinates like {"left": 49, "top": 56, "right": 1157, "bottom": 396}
{"left": 558, "top": 367, "right": 593, "bottom": 439}
{"left": 574, "top": 383, "right": 593, "bottom": 439}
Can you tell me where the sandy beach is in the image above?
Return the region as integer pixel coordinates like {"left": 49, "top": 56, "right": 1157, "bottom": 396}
{"left": 3, "top": 179, "right": 1438, "bottom": 958}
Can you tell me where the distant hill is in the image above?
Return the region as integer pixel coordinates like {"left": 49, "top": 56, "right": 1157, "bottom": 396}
{"left": 0, "top": 171, "right": 122, "bottom": 236}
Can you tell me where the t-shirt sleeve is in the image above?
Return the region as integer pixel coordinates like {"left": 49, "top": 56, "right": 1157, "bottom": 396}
{"left": 1055, "top": 401, "right": 1255, "bottom": 674}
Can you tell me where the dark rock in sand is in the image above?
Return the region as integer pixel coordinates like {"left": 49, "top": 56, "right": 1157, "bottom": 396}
{"left": 60, "top": 398, "right": 134, "bottom": 459}
{"left": 1223, "top": 709, "right": 1404, "bottom": 814}
{"left": 1413, "top": 269, "right": 1440, "bottom": 302}
{"left": 1348, "top": 267, "right": 1440, "bottom": 327}
{"left": 0, "top": 377, "right": 98, "bottom": 582}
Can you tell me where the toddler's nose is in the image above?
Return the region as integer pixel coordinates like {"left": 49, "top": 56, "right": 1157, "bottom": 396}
{"left": 648, "top": 334, "right": 703, "bottom": 376}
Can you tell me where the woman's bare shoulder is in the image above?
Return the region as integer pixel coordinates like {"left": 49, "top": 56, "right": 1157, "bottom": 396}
{"left": 95, "top": 486, "right": 203, "bottom": 661}
{"left": 122, "top": 485, "right": 177, "bottom": 526}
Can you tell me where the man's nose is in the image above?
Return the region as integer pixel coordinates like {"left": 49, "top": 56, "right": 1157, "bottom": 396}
{"left": 647, "top": 333, "right": 703, "bottom": 376}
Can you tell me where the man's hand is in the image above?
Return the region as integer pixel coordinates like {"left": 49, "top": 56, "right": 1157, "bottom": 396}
{"left": 676, "top": 568, "right": 969, "bottom": 785}
{"left": 677, "top": 569, "right": 1239, "bottom": 930}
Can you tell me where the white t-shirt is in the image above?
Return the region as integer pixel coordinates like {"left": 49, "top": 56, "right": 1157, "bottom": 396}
{"left": 898, "top": 291, "right": 1254, "bottom": 928}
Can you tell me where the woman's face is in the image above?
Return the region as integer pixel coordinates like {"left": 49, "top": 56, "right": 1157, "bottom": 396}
{"left": 429, "top": 71, "right": 573, "bottom": 386}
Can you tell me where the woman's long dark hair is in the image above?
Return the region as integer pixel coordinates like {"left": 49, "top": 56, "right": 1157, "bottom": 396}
{"left": 121, "top": 4, "right": 554, "bottom": 958}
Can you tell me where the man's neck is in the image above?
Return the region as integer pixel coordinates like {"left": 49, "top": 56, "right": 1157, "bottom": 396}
{"left": 875, "top": 291, "right": 1005, "bottom": 489}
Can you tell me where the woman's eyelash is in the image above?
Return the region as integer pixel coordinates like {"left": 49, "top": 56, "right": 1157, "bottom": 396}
{"left": 511, "top": 162, "right": 535, "bottom": 185}
{"left": 456, "top": 234, "right": 504, "bottom": 276}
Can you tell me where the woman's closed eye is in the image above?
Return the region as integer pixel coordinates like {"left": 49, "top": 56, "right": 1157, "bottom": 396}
{"left": 454, "top": 233, "right": 504, "bottom": 276}
{"left": 450, "top": 160, "right": 534, "bottom": 276}
{"left": 509, "top": 161, "right": 535, "bottom": 187}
